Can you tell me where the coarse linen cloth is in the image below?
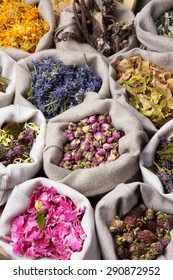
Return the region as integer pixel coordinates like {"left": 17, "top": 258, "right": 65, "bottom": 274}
{"left": 0, "top": 50, "right": 16, "bottom": 107}
{"left": 109, "top": 47, "right": 173, "bottom": 138}
{"left": 135, "top": 0, "right": 173, "bottom": 53}
{"left": 0, "top": 177, "right": 101, "bottom": 260}
{"left": 0, "top": 104, "right": 46, "bottom": 206}
{"left": 0, "top": 0, "right": 56, "bottom": 61}
{"left": 54, "top": 0, "right": 138, "bottom": 61}
{"left": 139, "top": 119, "right": 173, "bottom": 197}
{"left": 95, "top": 181, "right": 173, "bottom": 260}
{"left": 14, "top": 48, "right": 111, "bottom": 116}
{"left": 43, "top": 93, "right": 148, "bottom": 197}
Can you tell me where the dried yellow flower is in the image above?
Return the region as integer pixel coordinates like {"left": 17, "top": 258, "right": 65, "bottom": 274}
{"left": 0, "top": 0, "right": 49, "bottom": 52}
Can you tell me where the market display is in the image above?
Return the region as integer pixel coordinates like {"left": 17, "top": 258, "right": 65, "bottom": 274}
{"left": 1, "top": 0, "right": 173, "bottom": 261}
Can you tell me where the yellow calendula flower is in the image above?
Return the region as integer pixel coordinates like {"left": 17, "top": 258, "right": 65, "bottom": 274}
{"left": 0, "top": 0, "right": 49, "bottom": 52}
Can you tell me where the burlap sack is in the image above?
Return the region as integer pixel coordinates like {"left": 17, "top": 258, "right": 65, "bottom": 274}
{"left": 43, "top": 93, "right": 148, "bottom": 197}
{"left": 109, "top": 47, "right": 173, "bottom": 138}
{"left": 0, "top": 105, "right": 46, "bottom": 206}
{"left": 14, "top": 48, "right": 110, "bottom": 115}
{"left": 54, "top": 0, "right": 138, "bottom": 61}
{"left": 95, "top": 181, "right": 173, "bottom": 260}
{"left": 0, "top": 0, "right": 56, "bottom": 61}
{"left": 0, "top": 177, "right": 100, "bottom": 260}
{"left": 135, "top": 0, "right": 173, "bottom": 52}
{"left": 0, "top": 51, "right": 16, "bottom": 107}
{"left": 140, "top": 119, "right": 173, "bottom": 196}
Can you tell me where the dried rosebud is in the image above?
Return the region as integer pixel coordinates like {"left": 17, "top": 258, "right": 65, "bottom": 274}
{"left": 91, "top": 122, "right": 100, "bottom": 133}
{"left": 101, "top": 123, "right": 110, "bottom": 131}
{"left": 68, "top": 122, "right": 77, "bottom": 131}
{"left": 80, "top": 140, "right": 90, "bottom": 151}
{"left": 74, "top": 127, "right": 84, "bottom": 137}
{"left": 89, "top": 115, "right": 97, "bottom": 124}
{"left": 97, "top": 149, "right": 106, "bottom": 156}
{"left": 80, "top": 118, "right": 89, "bottom": 126}
{"left": 66, "top": 131, "right": 75, "bottom": 141}
{"left": 63, "top": 153, "right": 71, "bottom": 161}
{"left": 63, "top": 161, "right": 73, "bottom": 169}
{"left": 70, "top": 139, "right": 80, "bottom": 150}
{"left": 107, "top": 137, "right": 114, "bottom": 144}
{"left": 93, "top": 140, "right": 100, "bottom": 148}
{"left": 98, "top": 115, "right": 105, "bottom": 124}
{"left": 103, "top": 143, "right": 114, "bottom": 150}
{"left": 137, "top": 230, "right": 157, "bottom": 244}
{"left": 105, "top": 115, "right": 111, "bottom": 124}
{"left": 82, "top": 125, "right": 91, "bottom": 134}
{"left": 113, "top": 131, "right": 121, "bottom": 139}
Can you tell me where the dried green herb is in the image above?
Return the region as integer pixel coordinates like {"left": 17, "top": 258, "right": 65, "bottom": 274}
{"left": 116, "top": 55, "right": 173, "bottom": 128}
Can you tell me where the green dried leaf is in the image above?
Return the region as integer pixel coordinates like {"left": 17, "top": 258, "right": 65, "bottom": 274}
{"left": 36, "top": 213, "right": 46, "bottom": 230}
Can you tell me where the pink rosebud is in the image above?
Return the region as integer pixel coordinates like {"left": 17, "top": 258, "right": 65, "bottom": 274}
{"left": 67, "top": 131, "right": 75, "bottom": 141}
{"left": 91, "top": 122, "right": 100, "bottom": 133}
{"left": 97, "top": 148, "right": 106, "bottom": 156}
{"left": 86, "top": 133, "right": 93, "bottom": 142}
{"left": 98, "top": 115, "right": 105, "bottom": 124}
{"left": 74, "top": 151, "right": 82, "bottom": 161}
{"left": 80, "top": 140, "right": 90, "bottom": 151}
{"left": 106, "top": 115, "right": 112, "bottom": 124}
{"left": 74, "top": 127, "right": 83, "bottom": 137}
{"left": 63, "top": 161, "right": 73, "bottom": 169}
{"left": 89, "top": 115, "right": 97, "bottom": 123}
{"left": 93, "top": 156, "right": 103, "bottom": 163}
{"left": 94, "top": 132, "right": 106, "bottom": 143}
{"left": 113, "top": 131, "right": 121, "bottom": 139}
{"left": 101, "top": 123, "right": 110, "bottom": 131}
{"left": 103, "top": 143, "right": 114, "bottom": 150}
{"left": 107, "top": 137, "right": 114, "bottom": 144}
{"left": 93, "top": 141, "right": 100, "bottom": 148}
{"left": 80, "top": 117, "right": 89, "bottom": 126}
{"left": 85, "top": 151, "right": 94, "bottom": 161}
{"left": 70, "top": 139, "right": 80, "bottom": 150}
{"left": 63, "top": 153, "right": 71, "bottom": 161}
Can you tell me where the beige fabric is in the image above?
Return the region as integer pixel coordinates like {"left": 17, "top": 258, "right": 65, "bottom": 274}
{"left": 0, "top": 51, "right": 16, "bottom": 107}
{"left": 95, "top": 181, "right": 173, "bottom": 260}
{"left": 43, "top": 93, "right": 148, "bottom": 197}
{"left": 0, "top": 0, "right": 56, "bottom": 61}
{"left": 0, "top": 105, "right": 46, "bottom": 206}
{"left": 54, "top": 0, "right": 138, "bottom": 61}
{"left": 140, "top": 119, "right": 173, "bottom": 196}
{"left": 0, "top": 177, "right": 101, "bottom": 260}
{"left": 135, "top": 0, "right": 173, "bottom": 52}
{"left": 109, "top": 47, "right": 173, "bottom": 138}
{"left": 14, "top": 48, "right": 110, "bottom": 113}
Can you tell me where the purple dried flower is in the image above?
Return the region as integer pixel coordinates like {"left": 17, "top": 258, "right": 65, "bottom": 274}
{"left": 69, "top": 139, "right": 80, "bottom": 150}
{"left": 98, "top": 115, "right": 105, "bottom": 124}
{"left": 63, "top": 153, "right": 71, "bottom": 161}
{"left": 91, "top": 122, "right": 100, "bottom": 133}
{"left": 101, "top": 123, "right": 110, "bottom": 131}
{"left": 103, "top": 143, "right": 114, "bottom": 150}
{"left": 113, "top": 131, "right": 121, "bottom": 139}
{"left": 89, "top": 115, "right": 97, "bottom": 123}
{"left": 80, "top": 140, "right": 90, "bottom": 151}
{"left": 67, "top": 131, "right": 75, "bottom": 141}
{"left": 97, "top": 148, "right": 106, "bottom": 156}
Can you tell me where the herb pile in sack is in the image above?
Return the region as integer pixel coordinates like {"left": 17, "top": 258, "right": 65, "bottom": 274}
{"left": 109, "top": 47, "right": 173, "bottom": 138}
{"left": 14, "top": 49, "right": 110, "bottom": 119}
{"left": 0, "top": 50, "right": 16, "bottom": 107}
{"left": 0, "top": 0, "right": 56, "bottom": 61}
{"left": 140, "top": 119, "right": 173, "bottom": 196}
{"left": 0, "top": 105, "right": 46, "bottom": 206}
{"left": 43, "top": 93, "right": 148, "bottom": 197}
{"left": 135, "top": 0, "right": 173, "bottom": 53}
{"left": 54, "top": 0, "right": 137, "bottom": 60}
{"left": 0, "top": 177, "right": 100, "bottom": 260}
{"left": 95, "top": 182, "right": 173, "bottom": 260}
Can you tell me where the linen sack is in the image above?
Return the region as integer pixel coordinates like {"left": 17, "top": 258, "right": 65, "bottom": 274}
{"left": 95, "top": 181, "right": 173, "bottom": 260}
{"left": 14, "top": 48, "right": 111, "bottom": 115}
{"left": 54, "top": 0, "right": 138, "bottom": 61}
{"left": 139, "top": 119, "right": 173, "bottom": 196}
{"left": 0, "top": 105, "right": 46, "bottom": 206}
{"left": 0, "top": 0, "right": 56, "bottom": 61}
{"left": 0, "top": 177, "right": 101, "bottom": 260}
{"left": 135, "top": 0, "right": 173, "bottom": 53}
{"left": 43, "top": 93, "right": 148, "bottom": 197}
{"left": 0, "top": 51, "right": 16, "bottom": 107}
{"left": 109, "top": 47, "right": 173, "bottom": 138}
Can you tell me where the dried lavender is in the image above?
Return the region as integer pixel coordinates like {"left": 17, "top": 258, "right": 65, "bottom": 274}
{"left": 109, "top": 203, "right": 173, "bottom": 260}
{"left": 0, "top": 122, "right": 40, "bottom": 166}
{"left": 155, "top": 9, "right": 173, "bottom": 38}
{"left": 152, "top": 136, "right": 173, "bottom": 193}
{"left": 27, "top": 56, "right": 102, "bottom": 119}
